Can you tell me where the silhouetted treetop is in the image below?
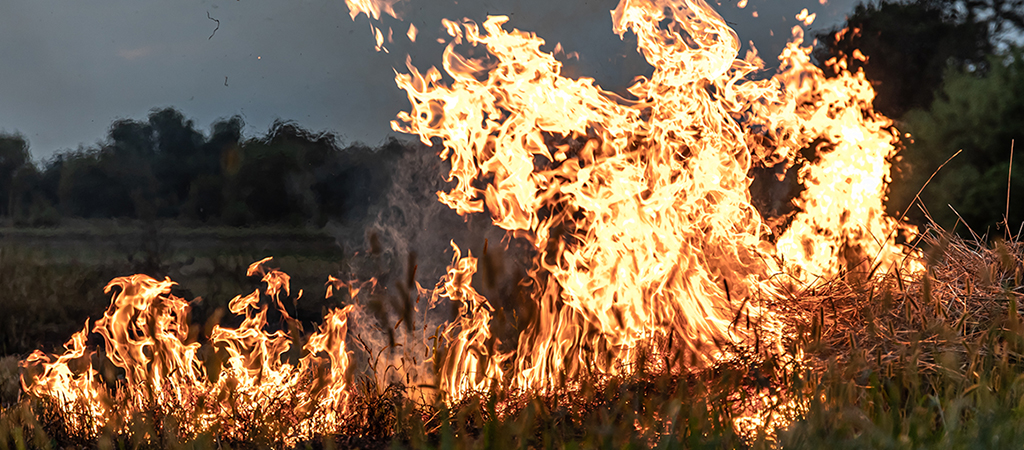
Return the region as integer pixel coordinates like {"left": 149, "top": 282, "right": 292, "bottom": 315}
{"left": 815, "top": 0, "right": 993, "bottom": 118}
{"left": 0, "top": 107, "right": 423, "bottom": 228}
{"left": 0, "top": 133, "right": 31, "bottom": 217}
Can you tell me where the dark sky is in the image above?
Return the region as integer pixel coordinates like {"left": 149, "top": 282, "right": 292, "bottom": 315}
{"left": 0, "top": 0, "right": 860, "bottom": 159}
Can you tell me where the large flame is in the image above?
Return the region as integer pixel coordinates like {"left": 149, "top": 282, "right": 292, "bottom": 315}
{"left": 20, "top": 0, "right": 920, "bottom": 439}
{"left": 391, "top": 0, "right": 917, "bottom": 394}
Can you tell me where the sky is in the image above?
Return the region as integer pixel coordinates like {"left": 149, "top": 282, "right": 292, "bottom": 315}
{"left": 0, "top": 0, "right": 860, "bottom": 160}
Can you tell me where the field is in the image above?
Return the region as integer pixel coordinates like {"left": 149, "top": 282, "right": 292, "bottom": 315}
{"left": 2, "top": 221, "right": 1024, "bottom": 449}
{"left": 0, "top": 219, "right": 350, "bottom": 358}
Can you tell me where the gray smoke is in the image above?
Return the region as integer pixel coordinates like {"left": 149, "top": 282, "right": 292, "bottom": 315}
{"left": 325, "top": 140, "right": 532, "bottom": 394}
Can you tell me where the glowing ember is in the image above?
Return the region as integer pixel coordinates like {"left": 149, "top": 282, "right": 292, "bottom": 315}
{"left": 20, "top": 0, "right": 921, "bottom": 440}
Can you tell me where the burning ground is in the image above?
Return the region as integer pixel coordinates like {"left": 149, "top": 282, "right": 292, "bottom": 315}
{"left": 4, "top": 0, "right": 1024, "bottom": 448}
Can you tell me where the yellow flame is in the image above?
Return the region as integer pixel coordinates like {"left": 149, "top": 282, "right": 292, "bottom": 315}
{"left": 21, "top": 260, "right": 355, "bottom": 444}
{"left": 407, "top": 23, "right": 418, "bottom": 42}
{"left": 21, "top": 0, "right": 922, "bottom": 438}
{"left": 391, "top": 0, "right": 918, "bottom": 395}
{"left": 436, "top": 242, "right": 511, "bottom": 399}
{"left": 796, "top": 8, "right": 816, "bottom": 26}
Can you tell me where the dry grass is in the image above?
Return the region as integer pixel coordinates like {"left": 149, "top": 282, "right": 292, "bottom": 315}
{"left": 786, "top": 227, "right": 1024, "bottom": 376}
{"left": 4, "top": 226, "right": 1024, "bottom": 448}
{"left": 0, "top": 358, "right": 18, "bottom": 408}
{"left": 777, "top": 227, "right": 1024, "bottom": 448}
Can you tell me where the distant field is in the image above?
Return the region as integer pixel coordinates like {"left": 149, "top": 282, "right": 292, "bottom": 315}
{"left": 0, "top": 219, "right": 359, "bottom": 366}
{"left": 0, "top": 218, "right": 347, "bottom": 263}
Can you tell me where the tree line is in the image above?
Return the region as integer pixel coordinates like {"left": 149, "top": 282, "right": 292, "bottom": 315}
{"left": 2, "top": 0, "right": 1021, "bottom": 235}
{"left": 0, "top": 108, "right": 414, "bottom": 227}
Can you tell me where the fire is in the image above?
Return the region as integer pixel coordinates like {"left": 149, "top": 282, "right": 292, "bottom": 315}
{"left": 435, "top": 243, "right": 511, "bottom": 400}
{"left": 391, "top": 0, "right": 917, "bottom": 394}
{"left": 20, "top": 259, "right": 356, "bottom": 443}
{"left": 19, "top": 0, "right": 920, "bottom": 441}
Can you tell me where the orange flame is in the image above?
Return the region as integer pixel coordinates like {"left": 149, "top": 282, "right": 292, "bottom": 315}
{"left": 391, "top": 0, "right": 918, "bottom": 394}
{"left": 21, "top": 0, "right": 922, "bottom": 439}
{"left": 435, "top": 242, "right": 511, "bottom": 400}
{"left": 21, "top": 259, "right": 355, "bottom": 444}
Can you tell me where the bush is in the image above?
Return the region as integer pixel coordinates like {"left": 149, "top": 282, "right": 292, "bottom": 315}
{"left": 892, "top": 48, "right": 1024, "bottom": 233}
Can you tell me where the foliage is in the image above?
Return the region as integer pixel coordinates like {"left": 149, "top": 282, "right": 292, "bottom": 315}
{"left": 892, "top": 48, "right": 1024, "bottom": 233}
{"left": 0, "top": 108, "right": 420, "bottom": 229}
{"left": 814, "top": 0, "right": 993, "bottom": 119}
{"left": 960, "top": 0, "right": 1024, "bottom": 40}
{"left": 0, "top": 134, "right": 31, "bottom": 219}
{"left": 814, "top": 0, "right": 1024, "bottom": 236}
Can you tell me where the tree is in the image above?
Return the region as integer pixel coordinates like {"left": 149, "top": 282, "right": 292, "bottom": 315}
{"left": 9, "top": 163, "right": 60, "bottom": 227}
{"left": 12, "top": 108, "right": 424, "bottom": 227}
{"left": 148, "top": 108, "right": 207, "bottom": 217}
{"left": 892, "top": 47, "right": 1024, "bottom": 234}
{"left": 893, "top": 48, "right": 1024, "bottom": 233}
{"left": 108, "top": 118, "right": 155, "bottom": 159}
{"left": 959, "top": 0, "right": 1024, "bottom": 41}
{"left": 814, "top": 0, "right": 993, "bottom": 118}
{"left": 812, "top": 0, "right": 1024, "bottom": 235}
{"left": 0, "top": 133, "right": 31, "bottom": 217}
{"left": 180, "top": 116, "right": 243, "bottom": 222}
{"left": 56, "top": 147, "right": 154, "bottom": 219}
{"left": 221, "top": 121, "right": 329, "bottom": 225}
{"left": 313, "top": 138, "right": 408, "bottom": 225}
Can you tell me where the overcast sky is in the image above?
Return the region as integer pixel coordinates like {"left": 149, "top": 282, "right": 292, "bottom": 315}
{"left": 0, "top": 0, "right": 860, "bottom": 159}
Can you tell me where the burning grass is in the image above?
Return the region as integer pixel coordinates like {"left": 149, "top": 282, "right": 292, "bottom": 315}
{"left": 780, "top": 227, "right": 1024, "bottom": 448}
{"left": 5, "top": 0, "right": 1022, "bottom": 446}
{"left": 3, "top": 228, "right": 1024, "bottom": 449}
{"left": 1, "top": 348, "right": 788, "bottom": 449}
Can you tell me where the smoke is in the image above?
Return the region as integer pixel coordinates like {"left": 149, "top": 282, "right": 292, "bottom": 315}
{"left": 324, "top": 139, "right": 532, "bottom": 395}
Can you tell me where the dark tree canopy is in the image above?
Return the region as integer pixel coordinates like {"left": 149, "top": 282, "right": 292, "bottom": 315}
{"left": 0, "top": 133, "right": 31, "bottom": 217}
{"left": 893, "top": 49, "right": 1024, "bottom": 232}
{"left": 815, "top": 0, "right": 1024, "bottom": 235}
{"left": 0, "top": 107, "right": 422, "bottom": 229}
{"left": 814, "top": 0, "right": 993, "bottom": 118}
{"left": 961, "top": 0, "right": 1024, "bottom": 39}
